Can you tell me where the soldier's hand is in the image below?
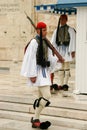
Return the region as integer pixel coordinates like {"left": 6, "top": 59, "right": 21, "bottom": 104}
{"left": 59, "top": 57, "right": 65, "bottom": 63}
{"left": 30, "top": 77, "right": 37, "bottom": 83}
{"left": 71, "top": 52, "right": 75, "bottom": 58}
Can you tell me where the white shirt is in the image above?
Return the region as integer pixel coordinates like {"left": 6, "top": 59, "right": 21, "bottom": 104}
{"left": 21, "top": 38, "right": 61, "bottom": 87}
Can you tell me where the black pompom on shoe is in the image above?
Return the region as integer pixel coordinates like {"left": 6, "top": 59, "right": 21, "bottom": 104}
{"left": 50, "top": 84, "right": 59, "bottom": 91}
{"left": 40, "top": 121, "right": 51, "bottom": 129}
{"left": 62, "top": 84, "right": 69, "bottom": 91}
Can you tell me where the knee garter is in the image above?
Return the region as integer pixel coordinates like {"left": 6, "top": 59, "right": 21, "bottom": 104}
{"left": 33, "top": 97, "right": 50, "bottom": 109}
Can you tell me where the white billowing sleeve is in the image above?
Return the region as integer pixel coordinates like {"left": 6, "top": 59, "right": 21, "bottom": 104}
{"left": 48, "top": 48, "right": 62, "bottom": 73}
{"left": 51, "top": 29, "right": 57, "bottom": 48}
{"left": 21, "top": 39, "right": 38, "bottom": 77}
{"left": 68, "top": 27, "right": 76, "bottom": 53}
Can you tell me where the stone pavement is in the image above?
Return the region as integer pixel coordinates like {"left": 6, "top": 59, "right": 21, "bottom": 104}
{"left": 0, "top": 118, "right": 80, "bottom": 130}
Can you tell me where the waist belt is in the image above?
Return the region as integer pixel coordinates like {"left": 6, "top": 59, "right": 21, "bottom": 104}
{"left": 57, "top": 41, "right": 69, "bottom": 46}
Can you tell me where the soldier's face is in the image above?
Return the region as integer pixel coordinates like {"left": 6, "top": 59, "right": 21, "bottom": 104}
{"left": 60, "top": 18, "right": 67, "bottom": 26}
{"left": 42, "top": 28, "right": 47, "bottom": 37}
{"left": 37, "top": 28, "right": 47, "bottom": 38}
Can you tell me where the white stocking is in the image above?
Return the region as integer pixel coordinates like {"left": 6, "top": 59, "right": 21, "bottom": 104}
{"left": 34, "top": 86, "right": 51, "bottom": 120}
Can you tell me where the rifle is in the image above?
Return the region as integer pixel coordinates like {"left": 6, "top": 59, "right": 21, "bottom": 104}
{"left": 24, "top": 12, "right": 64, "bottom": 63}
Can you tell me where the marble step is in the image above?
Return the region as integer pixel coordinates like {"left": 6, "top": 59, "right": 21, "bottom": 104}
{"left": 0, "top": 118, "right": 80, "bottom": 130}
{"left": 0, "top": 101, "right": 87, "bottom": 121}
{"left": 0, "top": 94, "right": 87, "bottom": 111}
{"left": 0, "top": 111, "right": 87, "bottom": 130}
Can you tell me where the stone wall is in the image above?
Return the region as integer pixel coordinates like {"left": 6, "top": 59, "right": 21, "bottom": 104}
{"left": 0, "top": 0, "right": 35, "bottom": 67}
{"left": 35, "top": 0, "right": 57, "bottom": 4}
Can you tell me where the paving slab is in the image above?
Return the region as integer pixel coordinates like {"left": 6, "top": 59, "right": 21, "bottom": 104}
{"left": 0, "top": 111, "right": 87, "bottom": 130}
{"left": 0, "top": 118, "right": 80, "bottom": 130}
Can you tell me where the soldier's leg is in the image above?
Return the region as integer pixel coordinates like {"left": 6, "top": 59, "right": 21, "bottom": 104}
{"left": 50, "top": 73, "right": 54, "bottom": 85}
{"left": 34, "top": 86, "right": 51, "bottom": 119}
{"left": 63, "top": 62, "right": 70, "bottom": 90}
{"left": 64, "top": 62, "right": 70, "bottom": 85}
{"left": 34, "top": 89, "right": 43, "bottom": 120}
{"left": 58, "top": 63, "right": 65, "bottom": 87}
{"left": 32, "top": 86, "right": 51, "bottom": 128}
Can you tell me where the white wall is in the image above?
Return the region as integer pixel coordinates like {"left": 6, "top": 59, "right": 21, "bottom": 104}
{"left": 75, "top": 7, "right": 87, "bottom": 94}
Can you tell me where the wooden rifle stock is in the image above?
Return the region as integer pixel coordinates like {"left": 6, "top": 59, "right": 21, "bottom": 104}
{"left": 24, "top": 12, "right": 64, "bottom": 63}
{"left": 45, "top": 38, "right": 64, "bottom": 63}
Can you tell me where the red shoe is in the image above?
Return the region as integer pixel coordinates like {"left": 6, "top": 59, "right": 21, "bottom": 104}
{"left": 58, "top": 85, "right": 62, "bottom": 90}
{"left": 31, "top": 117, "right": 40, "bottom": 128}
{"left": 31, "top": 117, "right": 51, "bottom": 129}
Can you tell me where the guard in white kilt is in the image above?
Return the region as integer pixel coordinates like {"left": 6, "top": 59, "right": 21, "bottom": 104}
{"left": 51, "top": 14, "right": 76, "bottom": 91}
{"left": 21, "top": 21, "right": 61, "bottom": 129}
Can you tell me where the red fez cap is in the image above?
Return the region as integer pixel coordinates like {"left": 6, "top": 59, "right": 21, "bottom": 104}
{"left": 60, "top": 14, "right": 68, "bottom": 21}
{"left": 36, "top": 22, "right": 47, "bottom": 29}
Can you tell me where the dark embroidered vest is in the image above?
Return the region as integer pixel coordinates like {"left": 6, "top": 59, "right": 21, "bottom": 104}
{"left": 56, "top": 24, "right": 70, "bottom": 46}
